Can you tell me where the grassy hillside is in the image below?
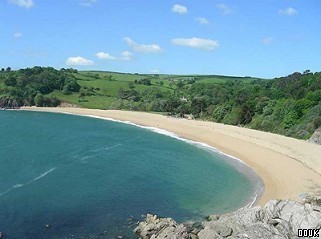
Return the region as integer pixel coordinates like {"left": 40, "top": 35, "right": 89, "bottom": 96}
{"left": 50, "top": 71, "right": 255, "bottom": 109}
{"left": 1, "top": 67, "right": 320, "bottom": 140}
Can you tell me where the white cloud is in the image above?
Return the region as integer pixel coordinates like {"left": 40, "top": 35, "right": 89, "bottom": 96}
{"left": 262, "top": 37, "right": 273, "bottom": 45}
{"left": 120, "top": 51, "right": 133, "bottom": 61}
{"left": 216, "top": 3, "right": 234, "bottom": 15}
{"left": 171, "top": 37, "right": 220, "bottom": 51}
{"left": 195, "top": 17, "right": 209, "bottom": 25}
{"left": 95, "top": 52, "right": 116, "bottom": 60}
{"left": 8, "top": 0, "right": 34, "bottom": 8}
{"left": 13, "top": 32, "right": 22, "bottom": 38}
{"left": 150, "top": 69, "right": 160, "bottom": 74}
{"left": 172, "top": 4, "right": 188, "bottom": 14}
{"left": 80, "top": 0, "right": 97, "bottom": 7}
{"left": 124, "top": 37, "right": 162, "bottom": 54}
{"left": 95, "top": 51, "right": 133, "bottom": 61}
{"left": 279, "top": 7, "right": 298, "bottom": 16}
{"left": 66, "top": 56, "right": 94, "bottom": 66}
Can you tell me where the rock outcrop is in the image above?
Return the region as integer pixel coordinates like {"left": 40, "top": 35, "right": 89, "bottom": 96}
{"left": 134, "top": 214, "right": 190, "bottom": 239}
{"left": 309, "top": 127, "right": 321, "bottom": 145}
{"left": 135, "top": 199, "right": 321, "bottom": 239}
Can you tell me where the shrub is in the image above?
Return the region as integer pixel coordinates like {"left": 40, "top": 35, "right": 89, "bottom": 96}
{"left": 284, "top": 110, "right": 299, "bottom": 129}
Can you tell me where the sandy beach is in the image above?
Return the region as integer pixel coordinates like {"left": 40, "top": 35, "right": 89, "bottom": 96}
{"left": 21, "top": 107, "right": 321, "bottom": 206}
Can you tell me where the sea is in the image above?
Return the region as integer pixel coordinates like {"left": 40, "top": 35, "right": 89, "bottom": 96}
{"left": 0, "top": 110, "right": 263, "bottom": 239}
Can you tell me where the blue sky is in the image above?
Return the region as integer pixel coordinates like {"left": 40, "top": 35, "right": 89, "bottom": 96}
{"left": 1, "top": 0, "right": 320, "bottom": 78}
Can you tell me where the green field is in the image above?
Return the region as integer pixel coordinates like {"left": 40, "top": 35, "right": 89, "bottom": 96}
{"left": 54, "top": 71, "right": 258, "bottom": 109}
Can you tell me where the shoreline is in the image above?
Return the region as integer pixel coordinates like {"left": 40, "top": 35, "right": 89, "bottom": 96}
{"left": 72, "top": 112, "right": 264, "bottom": 208}
{"left": 19, "top": 107, "right": 321, "bottom": 206}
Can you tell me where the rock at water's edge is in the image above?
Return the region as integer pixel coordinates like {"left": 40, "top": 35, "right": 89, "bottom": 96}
{"left": 135, "top": 199, "right": 321, "bottom": 239}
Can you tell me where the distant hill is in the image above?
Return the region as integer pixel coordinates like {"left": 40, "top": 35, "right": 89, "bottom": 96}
{"left": 1, "top": 67, "right": 321, "bottom": 140}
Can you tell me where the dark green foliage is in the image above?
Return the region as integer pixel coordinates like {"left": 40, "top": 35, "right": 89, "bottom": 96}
{"left": 64, "top": 79, "right": 81, "bottom": 93}
{"left": 0, "top": 95, "right": 22, "bottom": 108}
{"left": 128, "top": 82, "right": 135, "bottom": 89}
{"left": 62, "top": 85, "right": 71, "bottom": 95}
{"left": 136, "top": 78, "right": 151, "bottom": 85}
{"left": 4, "top": 76, "right": 17, "bottom": 86}
{"left": 0, "top": 66, "right": 69, "bottom": 108}
{"left": 255, "top": 97, "right": 270, "bottom": 114}
{"left": 34, "top": 93, "right": 44, "bottom": 106}
{"left": 176, "top": 81, "right": 184, "bottom": 88}
{"left": 213, "top": 105, "right": 232, "bottom": 122}
{"left": 34, "top": 93, "right": 60, "bottom": 107}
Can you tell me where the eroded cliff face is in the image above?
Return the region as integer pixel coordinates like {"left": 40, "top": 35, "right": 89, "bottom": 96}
{"left": 135, "top": 199, "right": 321, "bottom": 239}
{"left": 309, "top": 127, "right": 321, "bottom": 145}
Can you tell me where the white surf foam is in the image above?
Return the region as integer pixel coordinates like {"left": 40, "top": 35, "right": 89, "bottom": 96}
{"left": 0, "top": 188, "right": 13, "bottom": 196}
{"left": 81, "top": 114, "right": 249, "bottom": 166}
{"left": 0, "top": 167, "right": 57, "bottom": 197}
{"left": 55, "top": 111, "right": 264, "bottom": 206}
{"left": 13, "top": 184, "right": 24, "bottom": 188}
{"left": 0, "top": 184, "right": 24, "bottom": 196}
{"left": 32, "top": 167, "right": 56, "bottom": 182}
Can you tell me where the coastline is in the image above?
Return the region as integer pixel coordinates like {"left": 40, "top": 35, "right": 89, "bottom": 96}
{"left": 79, "top": 113, "right": 264, "bottom": 208}
{"left": 19, "top": 107, "right": 321, "bottom": 206}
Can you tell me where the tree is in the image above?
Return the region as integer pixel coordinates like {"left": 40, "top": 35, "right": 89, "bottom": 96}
{"left": 65, "top": 80, "right": 81, "bottom": 92}
{"left": 177, "top": 102, "right": 190, "bottom": 117}
{"left": 137, "top": 78, "right": 151, "bottom": 85}
{"left": 255, "top": 97, "right": 270, "bottom": 114}
{"left": 128, "top": 82, "right": 135, "bottom": 89}
{"left": 164, "top": 96, "right": 181, "bottom": 114}
{"left": 4, "top": 76, "right": 17, "bottom": 86}
{"left": 177, "top": 81, "right": 184, "bottom": 89}
{"left": 34, "top": 93, "right": 44, "bottom": 107}
{"left": 284, "top": 110, "right": 299, "bottom": 129}
{"left": 240, "top": 104, "right": 254, "bottom": 124}
{"left": 191, "top": 96, "right": 209, "bottom": 117}
{"left": 62, "top": 85, "right": 71, "bottom": 95}
{"left": 117, "top": 88, "right": 125, "bottom": 99}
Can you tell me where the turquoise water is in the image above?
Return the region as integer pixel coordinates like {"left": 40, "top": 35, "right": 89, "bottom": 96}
{"left": 0, "top": 111, "right": 260, "bottom": 238}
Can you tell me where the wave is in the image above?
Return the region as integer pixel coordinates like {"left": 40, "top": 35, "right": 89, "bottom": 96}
{"left": 32, "top": 167, "right": 56, "bottom": 182}
{"left": 81, "top": 114, "right": 249, "bottom": 165}
{"left": 104, "top": 143, "right": 123, "bottom": 151}
{"left": 0, "top": 168, "right": 57, "bottom": 197}
{"left": 0, "top": 188, "right": 14, "bottom": 196}
{"left": 0, "top": 184, "right": 24, "bottom": 196}
{"left": 13, "top": 184, "right": 24, "bottom": 188}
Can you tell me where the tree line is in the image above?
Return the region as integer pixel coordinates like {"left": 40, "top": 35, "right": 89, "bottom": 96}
{"left": 0, "top": 67, "right": 80, "bottom": 108}
{"left": 1, "top": 66, "right": 321, "bottom": 139}
{"left": 114, "top": 71, "right": 321, "bottom": 139}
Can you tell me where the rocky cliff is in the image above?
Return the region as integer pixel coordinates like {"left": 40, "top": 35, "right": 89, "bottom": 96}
{"left": 135, "top": 199, "right": 321, "bottom": 239}
{"left": 309, "top": 127, "right": 321, "bottom": 145}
